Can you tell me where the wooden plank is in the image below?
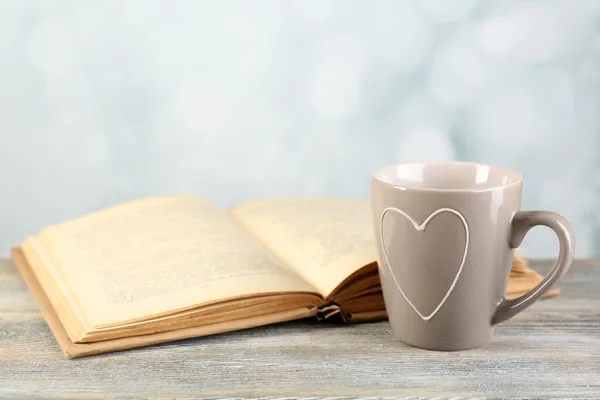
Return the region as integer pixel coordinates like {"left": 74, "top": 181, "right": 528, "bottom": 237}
{"left": 0, "top": 258, "right": 599, "bottom": 399}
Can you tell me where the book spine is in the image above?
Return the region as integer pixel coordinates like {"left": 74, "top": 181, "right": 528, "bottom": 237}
{"left": 315, "top": 303, "right": 349, "bottom": 322}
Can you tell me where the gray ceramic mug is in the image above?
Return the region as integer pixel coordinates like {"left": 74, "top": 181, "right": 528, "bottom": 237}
{"left": 371, "top": 162, "right": 575, "bottom": 350}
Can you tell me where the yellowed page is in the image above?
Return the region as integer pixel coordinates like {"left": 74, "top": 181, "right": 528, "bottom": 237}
{"left": 229, "top": 197, "right": 377, "bottom": 296}
{"left": 36, "top": 196, "right": 318, "bottom": 329}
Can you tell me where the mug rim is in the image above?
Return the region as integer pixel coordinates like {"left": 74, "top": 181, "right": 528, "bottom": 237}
{"left": 371, "top": 161, "right": 523, "bottom": 192}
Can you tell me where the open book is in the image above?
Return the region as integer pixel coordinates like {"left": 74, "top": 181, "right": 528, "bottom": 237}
{"left": 12, "top": 196, "right": 557, "bottom": 358}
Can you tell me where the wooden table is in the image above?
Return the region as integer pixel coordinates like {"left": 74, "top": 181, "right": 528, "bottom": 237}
{"left": 1, "top": 258, "right": 599, "bottom": 399}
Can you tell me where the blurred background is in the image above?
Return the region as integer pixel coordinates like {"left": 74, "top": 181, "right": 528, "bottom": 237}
{"left": 0, "top": 0, "right": 599, "bottom": 258}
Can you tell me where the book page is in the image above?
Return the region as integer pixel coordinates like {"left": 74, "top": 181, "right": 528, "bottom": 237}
{"left": 36, "top": 196, "right": 319, "bottom": 328}
{"left": 229, "top": 197, "right": 377, "bottom": 296}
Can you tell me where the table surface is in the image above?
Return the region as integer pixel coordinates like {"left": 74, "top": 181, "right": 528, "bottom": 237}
{"left": 1, "top": 258, "right": 599, "bottom": 399}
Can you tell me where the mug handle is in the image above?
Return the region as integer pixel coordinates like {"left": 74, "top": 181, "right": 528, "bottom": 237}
{"left": 492, "top": 211, "right": 575, "bottom": 324}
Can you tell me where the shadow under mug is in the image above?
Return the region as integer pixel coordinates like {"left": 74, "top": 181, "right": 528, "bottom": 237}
{"left": 371, "top": 162, "right": 575, "bottom": 350}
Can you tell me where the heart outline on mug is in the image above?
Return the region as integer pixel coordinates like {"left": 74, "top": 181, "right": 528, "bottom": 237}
{"left": 379, "top": 207, "right": 470, "bottom": 321}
